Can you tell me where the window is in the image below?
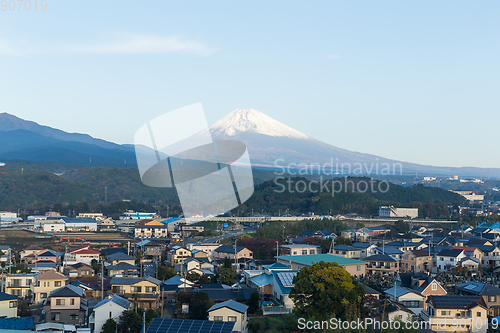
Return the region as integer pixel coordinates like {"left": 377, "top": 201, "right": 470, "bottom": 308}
{"left": 228, "top": 316, "right": 237, "bottom": 322}
{"left": 55, "top": 281, "right": 62, "bottom": 287}
{"left": 56, "top": 299, "right": 65, "bottom": 306}
{"left": 26, "top": 279, "right": 31, "bottom": 286}
{"left": 69, "top": 314, "right": 79, "bottom": 320}
{"left": 214, "top": 316, "right": 223, "bottom": 321}
{"left": 432, "top": 283, "right": 437, "bottom": 291}
{"left": 477, "top": 312, "right": 481, "bottom": 317}
{"left": 441, "top": 311, "right": 450, "bottom": 316}
{"left": 70, "top": 298, "right": 75, "bottom": 305}
{"left": 489, "top": 296, "right": 497, "bottom": 302}
{"left": 357, "top": 265, "right": 361, "bottom": 271}
{"left": 145, "top": 287, "right": 156, "bottom": 293}
{"left": 41, "top": 293, "right": 48, "bottom": 299}
{"left": 51, "top": 314, "right": 60, "bottom": 321}
{"left": 302, "top": 250, "right": 307, "bottom": 255}
{"left": 397, "top": 315, "right": 402, "bottom": 320}
{"left": 131, "top": 287, "right": 142, "bottom": 293}
{"left": 9, "top": 301, "right": 17, "bottom": 308}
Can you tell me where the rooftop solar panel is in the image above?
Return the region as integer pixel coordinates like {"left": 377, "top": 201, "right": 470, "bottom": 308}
{"left": 146, "top": 318, "right": 235, "bottom": 333}
{"left": 277, "top": 272, "right": 297, "bottom": 287}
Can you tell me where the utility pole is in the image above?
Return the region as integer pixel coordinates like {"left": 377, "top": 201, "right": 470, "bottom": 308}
{"left": 142, "top": 310, "right": 146, "bottom": 333}
{"left": 235, "top": 237, "right": 238, "bottom": 276}
{"left": 101, "top": 259, "right": 104, "bottom": 301}
{"left": 276, "top": 241, "right": 279, "bottom": 260}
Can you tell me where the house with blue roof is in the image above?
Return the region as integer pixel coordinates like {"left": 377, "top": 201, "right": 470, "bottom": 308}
{"left": 208, "top": 300, "right": 249, "bottom": 333}
{"left": 271, "top": 270, "right": 298, "bottom": 310}
{"left": 0, "top": 292, "right": 18, "bottom": 318}
{"left": 91, "top": 294, "right": 131, "bottom": 333}
{"left": 0, "top": 317, "right": 34, "bottom": 330}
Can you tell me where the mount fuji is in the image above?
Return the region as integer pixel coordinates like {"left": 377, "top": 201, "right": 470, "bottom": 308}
{"left": 0, "top": 109, "right": 498, "bottom": 178}
{"left": 208, "top": 108, "right": 500, "bottom": 178}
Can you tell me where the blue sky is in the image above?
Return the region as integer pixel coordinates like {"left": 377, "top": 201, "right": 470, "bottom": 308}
{"left": 0, "top": 1, "right": 499, "bottom": 168}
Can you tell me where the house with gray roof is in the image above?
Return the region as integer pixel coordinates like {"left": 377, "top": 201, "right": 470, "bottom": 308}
{"left": 91, "top": 295, "right": 131, "bottom": 333}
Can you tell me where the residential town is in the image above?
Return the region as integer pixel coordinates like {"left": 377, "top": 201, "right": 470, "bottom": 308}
{"left": 2, "top": 205, "right": 500, "bottom": 333}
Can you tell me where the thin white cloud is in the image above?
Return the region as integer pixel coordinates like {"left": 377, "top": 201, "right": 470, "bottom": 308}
{"left": 0, "top": 33, "right": 217, "bottom": 56}
{"left": 324, "top": 54, "right": 341, "bottom": 60}
{"left": 0, "top": 39, "right": 19, "bottom": 56}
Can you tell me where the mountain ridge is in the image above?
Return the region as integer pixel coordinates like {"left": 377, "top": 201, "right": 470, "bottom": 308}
{"left": 1, "top": 110, "right": 499, "bottom": 178}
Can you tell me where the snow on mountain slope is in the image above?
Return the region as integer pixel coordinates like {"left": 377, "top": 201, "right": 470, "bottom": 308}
{"left": 210, "top": 108, "right": 312, "bottom": 140}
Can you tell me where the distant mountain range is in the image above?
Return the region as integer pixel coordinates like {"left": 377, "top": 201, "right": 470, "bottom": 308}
{"left": 0, "top": 113, "right": 135, "bottom": 167}
{"left": 0, "top": 110, "right": 498, "bottom": 178}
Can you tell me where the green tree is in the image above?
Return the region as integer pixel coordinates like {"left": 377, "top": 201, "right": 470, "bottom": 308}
{"left": 131, "top": 293, "right": 140, "bottom": 312}
{"left": 219, "top": 267, "right": 236, "bottom": 285}
{"left": 189, "top": 291, "right": 213, "bottom": 320}
{"left": 289, "top": 261, "right": 365, "bottom": 320}
{"left": 186, "top": 272, "right": 201, "bottom": 284}
{"left": 117, "top": 311, "right": 141, "bottom": 333}
{"left": 101, "top": 318, "right": 117, "bottom": 333}
{"left": 223, "top": 257, "right": 232, "bottom": 269}
{"left": 145, "top": 309, "right": 159, "bottom": 324}
{"left": 157, "top": 265, "right": 176, "bottom": 280}
{"left": 248, "top": 291, "right": 260, "bottom": 314}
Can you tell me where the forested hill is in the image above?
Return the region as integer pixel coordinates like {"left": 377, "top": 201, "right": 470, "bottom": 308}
{"left": 0, "top": 163, "right": 465, "bottom": 218}
{"left": 234, "top": 177, "right": 466, "bottom": 218}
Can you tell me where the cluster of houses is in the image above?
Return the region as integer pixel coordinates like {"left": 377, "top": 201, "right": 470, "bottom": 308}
{"left": 335, "top": 224, "right": 500, "bottom": 275}
{"left": 0, "top": 240, "right": 257, "bottom": 333}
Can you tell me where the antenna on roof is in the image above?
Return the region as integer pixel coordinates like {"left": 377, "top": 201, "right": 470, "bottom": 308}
{"left": 329, "top": 237, "right": 335, "bottom": 254}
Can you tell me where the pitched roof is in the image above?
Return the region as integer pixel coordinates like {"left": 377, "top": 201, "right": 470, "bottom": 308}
{"left": 94, "top": 294, "right": 131, "bottom": 310}
{"left": 430, "top": 295, "right": 487, "bottom": 309}
{"left": 0, "top": 291, "right": 18, "bottom": 301}
{"left": 352, "top": 243, "right": 374, "bottom": 249}
{"left": 0, "top": 317, "right": 34, "bottom": 330}
{"left": 376, "top": 246, "right": 403, "bottom": 255}
{"left": 110, "top": 276, "right": 161, "bottom": 286}
{"left": 48, "top": 284, "right": 84, "bottom": 298}
{"left": 437, "top": 249, "right": 464, "bottom": 257}
{"left": 35, "top": 271, "right": 67, "bottom": 281}
{"left": 455, "top": 282, "right": 500, "bottom": 295}
{"left": 215, "top": 245, "right": 247, "bottom": 254}
{"left": 334, "top": 245, "right": 361, "bottom": 251}
{"left": 365, "top": 254, "right": 399, "bottom": 262}
{"left": 208, "top": 299, "right": 248, "bottom": 314}
{"left": 275, "top": 254, "right": 366, "bottom": 266}
{"left": 364, "top": 285, "right": 381, "bottom": 295}
{"left": 107, "top": 252, "right": 135, "bottom": 261}
{"left": 107, "top": 262, "right": 139, "bottom": 270}
{"left": 411, "top": 249, "right": 431, "bottom": 257}
{"left": 71, "top": 248, "right": 101, "bottom": 255}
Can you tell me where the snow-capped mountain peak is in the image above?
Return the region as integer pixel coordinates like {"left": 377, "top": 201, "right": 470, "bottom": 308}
{"left": 210, "top": 108, "right": 311, "bottom": 140}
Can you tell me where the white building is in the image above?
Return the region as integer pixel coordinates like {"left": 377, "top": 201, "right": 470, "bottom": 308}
{"left": 379, "top": 206, "right": 418, "bottom": 219}
{"left": 61, "top": 218, "right": 98, "bottom": 232}
{"left": 91, "top": 294, "right": 131, "bottom": 333}
{"left": 65, "top": 246, "right": 101, "bottom": 266}
{"left": 281, "top": 244, "right": 320, "bottom": 256}
{"left": 451, "top": 191, "right": 485, "bottom": 202}
{"left": 436, "top": 249, "right": 466, "bottom": 271}
{"left": 43, "top": 222, "right": 66, "bottom": 233}
{"left": 0, "top": 211, "right": 19, "bottom": 222}
{"left": 0, "top": 291, "right": 18, "bottom": 318}
{"left": 207, "top": 300, "right": 248, "bottom": 333}
{"left": 186, "top": 243, "right": 221, "bottom": 261}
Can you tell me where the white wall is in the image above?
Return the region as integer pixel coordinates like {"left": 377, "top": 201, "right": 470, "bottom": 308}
{"left": 0, "top": 299, "right": 18, "bottom": 318}
{"left": 208, "top": 308, "right": 247, "bottom": 333}
{"left": 94, "top": 301, "right": 127, "bottom": 333}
